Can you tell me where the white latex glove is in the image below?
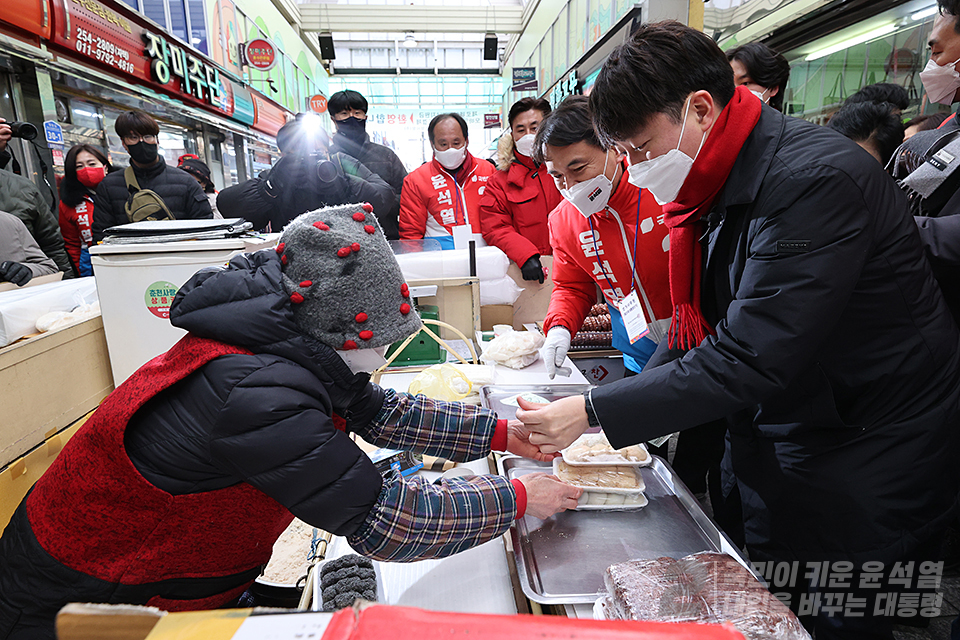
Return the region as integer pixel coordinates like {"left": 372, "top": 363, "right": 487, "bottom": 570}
{"left": 542, "top": 326, "right": 572, "bottom": 380}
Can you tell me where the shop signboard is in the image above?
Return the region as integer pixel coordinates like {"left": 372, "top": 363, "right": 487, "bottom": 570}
{"left": 484, "top": 114, "right": 501, "bottom": 129}
{"left": 549, "top": 70, "right": 579, "bottom": 108}
{"left": 241, "top": 38, "right": 277, "bottom": 71}
{"left": 308, "top": 94, "right": 327, "bottom": 114}
{"left": 0, "top": 0, "right": 50, "bottom": 39}
{"left": 512, "top": 67, "right": 538, "bottom": 92}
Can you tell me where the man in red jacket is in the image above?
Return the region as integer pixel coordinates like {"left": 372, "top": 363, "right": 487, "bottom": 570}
{"left": 399, "top": 113, "right": 495, "bottom": 248}
{"left": 479, "top": 98, "right": 561, "bottom": 283}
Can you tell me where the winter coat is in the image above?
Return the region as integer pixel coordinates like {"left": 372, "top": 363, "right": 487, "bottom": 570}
{"left": 0, "top": 249, "right": 517, "bottom": 639}
{"left": 591, "top": 107, "right": 960, "bottom": 566}
{"left": 545, "top": 163, "right": 672, "bottom": 350}
{"left": 216, "top": 153, "right": 396, "bottom": 235}
{"left": 891, "top": 116, "right": 960, "bottom": 323}
{"left": 330, "top": 132, "right": 406, "bottom": 240}
{"left": 0, "top": 210, "right": 58, "bottom": 279}
{"left": 0, "top": 169, "right": 72, "bottom": 276}
{"left": 478, "top": 149, "right": 560, "bottom": 267}
{"left": 92, "top": 158, "right": 212, "bottom": 241}
{"left": 399, "top": 152, "right": 495, "bottom": 241}
{"left": 58, "top": 195, "right": 94, "bottom": 276}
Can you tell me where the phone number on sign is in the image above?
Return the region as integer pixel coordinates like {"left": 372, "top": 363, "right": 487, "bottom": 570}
{"left": 75, "top": 27, "right": 134, "bottom": 74}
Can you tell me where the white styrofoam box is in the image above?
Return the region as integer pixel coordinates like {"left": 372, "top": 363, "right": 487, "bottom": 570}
{"left": 0, "top": 278, "right": 99, "bottom": 347}
{"left": 394, "top": 246, "right": 510, "bottom": 282}
{"left": 91, "top": 240, "right": 245, "bottom": 386}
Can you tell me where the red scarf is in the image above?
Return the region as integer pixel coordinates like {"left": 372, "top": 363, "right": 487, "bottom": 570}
{"left": 662, "top": 86, "right": 762, "bottom": 350}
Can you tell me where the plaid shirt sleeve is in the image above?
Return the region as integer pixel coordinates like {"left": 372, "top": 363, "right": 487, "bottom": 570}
{"left": 347, "top": 472, "right": 517, "bottom": 562}
{"left": 352, "top": 388, "right": 498, "bottom": 462}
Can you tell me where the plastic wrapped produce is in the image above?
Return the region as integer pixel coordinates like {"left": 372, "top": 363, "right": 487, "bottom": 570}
{"left": 555, "top": 460, "right": 643, "bottom": 490}
{"left": 407, "top": 363, "right": 472, "bottom": 401}
{"left": 479, "top": 329, "right": 544, "bottom": 369}
{"left": 602, "top": 552, "right": 810, "bottom": 640}
{"left": 562, "top": 433, "right": 650, "bottom": 466}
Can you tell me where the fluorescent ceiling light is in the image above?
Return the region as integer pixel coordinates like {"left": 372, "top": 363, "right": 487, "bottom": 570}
{"left": 805, "top": 24, "right": 897, "bottom": 61}
{"left": 911, "top": 6, "right": 938, "bottom": 20}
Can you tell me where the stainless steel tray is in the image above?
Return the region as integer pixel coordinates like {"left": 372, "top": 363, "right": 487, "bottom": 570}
{"left": 479, "top": 384, "right": 593, "bottom": 420}
{"left": 499, "top": 455, "right": 755, "bottom": 605}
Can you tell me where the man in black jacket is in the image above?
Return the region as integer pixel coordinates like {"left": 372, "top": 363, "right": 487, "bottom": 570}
{"left": 327, "top": 90, "right": 406, "bottom": 239}
{"left": 217, "top": 113, "right": 396, "bottom": 234}
{"left": 519, "top": 21, "right": 960, "bottom": 639}
{"left": 92, "top": 111, "right": 212, "bottom": 241}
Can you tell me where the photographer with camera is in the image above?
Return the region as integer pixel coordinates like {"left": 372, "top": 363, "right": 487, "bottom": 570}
{"left": 0, "top": 117, "right": 73, "bottom": 278}
{"left": 217, "top": 112, "right": 395, "bottom": 232}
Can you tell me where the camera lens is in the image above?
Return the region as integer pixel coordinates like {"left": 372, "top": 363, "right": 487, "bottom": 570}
{"left": 9, "top": 122, "right": 38, "bottom": 141}
{"left": 316, "top": 159, "right": 338, "bottom": 183}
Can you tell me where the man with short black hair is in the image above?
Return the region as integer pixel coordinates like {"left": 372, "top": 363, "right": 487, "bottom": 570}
{"left": 327, "top": 90, "right": 406, "bottom": 239}
{"left": 518, "top": 20, "right": 960, "bottom": 638}
{"left": 828, "top": 100, "right": 905, "bottom": 165}
{"left": 398, "top": 113, "right": 495, "bottom": 246}
{"left": 93, "top": 111, "right": 212, "bottom": 241}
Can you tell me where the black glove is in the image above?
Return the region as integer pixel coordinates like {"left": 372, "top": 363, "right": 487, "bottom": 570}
{"left": 0, "top": 261, "right": 32, "bottom": 286}
{"left": 520, "top": 255, "right": 544, "bottom": 284}
{"left": 262, "top": 155, "right": 301, "bottom": 198}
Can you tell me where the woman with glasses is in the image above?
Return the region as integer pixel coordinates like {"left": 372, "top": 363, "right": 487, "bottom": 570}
{"left": 92, "top": 111, "right": 212, "bottom": 241}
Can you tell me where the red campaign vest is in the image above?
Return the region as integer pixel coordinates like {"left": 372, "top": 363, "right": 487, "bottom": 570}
{"left": 27, "top": 334, "right": 295, "bottom": 610}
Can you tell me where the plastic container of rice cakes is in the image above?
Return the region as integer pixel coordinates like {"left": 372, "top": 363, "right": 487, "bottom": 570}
{"left": 560, "top": 433, "right": 651, "bottom": 467}
{"left": 553, "top": 459, "right": 648, "bottom": 511}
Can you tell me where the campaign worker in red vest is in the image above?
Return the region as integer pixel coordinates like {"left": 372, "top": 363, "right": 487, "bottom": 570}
{"left": 58, "top": 145, "right": 112, "bottom": 277}
{"left": 0, "top": 203, "right": 579, "bottom": 639}
{"left": 399, "top": 113, "right": 496, "bottom": 248}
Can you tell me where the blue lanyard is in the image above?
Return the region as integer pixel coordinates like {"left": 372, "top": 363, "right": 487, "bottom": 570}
{"left": 588, "top": 187, "right": 642, "bottom": 302}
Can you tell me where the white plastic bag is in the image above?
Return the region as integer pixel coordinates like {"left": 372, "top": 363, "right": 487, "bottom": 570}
{"left": 480, "top": 329, "right": 544, "bottom": 369}
{"left": 0, "top": 278, "right": 99, "bottom": 346}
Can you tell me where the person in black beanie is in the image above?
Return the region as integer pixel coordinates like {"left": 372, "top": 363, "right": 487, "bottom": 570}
{"left": 178, "top": 155, "right": 221, "bottom": 218}
{"left": 328, "top": 90, "right": 406, "bottom": 240}
{"left": 217, "top": 113, "right": 396, "bottom": 235}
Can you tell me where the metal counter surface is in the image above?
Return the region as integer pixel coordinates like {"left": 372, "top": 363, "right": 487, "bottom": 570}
{"left": 500, "top": 456, "right": 753, "bottom": 605}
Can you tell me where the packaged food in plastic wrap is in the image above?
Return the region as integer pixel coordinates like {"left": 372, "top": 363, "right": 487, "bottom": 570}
{"left": 479, "top": 329, "right": 544, "bottom": 369}
{"left": 601, "top": 552, "right": 811, "bottom": 640}
{"left": 562, "top": 433, "right": 651, "bottom": 466}
{"left": 407, "top": 363, "right": 472, "bottom": 401}
{"left": 554, "top": 459, "right": 644, "bottom": 491}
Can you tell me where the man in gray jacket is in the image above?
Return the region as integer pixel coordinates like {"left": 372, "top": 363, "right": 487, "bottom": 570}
{"left": 0, "top": 211, "right": 58, "bottom": 286}
{"left": 0, "top": 169, "right": 72, "bottom": 278}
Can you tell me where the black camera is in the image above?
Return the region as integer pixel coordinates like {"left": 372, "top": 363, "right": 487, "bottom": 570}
{"left": 7, "top": 122, "right": 38, "bottom": 141}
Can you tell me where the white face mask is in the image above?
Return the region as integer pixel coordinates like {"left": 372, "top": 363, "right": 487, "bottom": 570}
{"left": 920, "top": 57, "right": 960, "bottom": 105}
{"left": 560, "top": 152, "right": 614, "bottom": 218}
{"left": 514, "top": 133, "right": 536, "bottom": 158}
{"left": 434, "top": 145, "right": 467, "bottom": 170}
{"left": 750, "top": 88, "right": 770, "bottom": 103}
{"left": 336, "top": 344, "right": 389, "bottom": 374}
{"left": 626, "top": 97, "right": 706, "bottom": 206}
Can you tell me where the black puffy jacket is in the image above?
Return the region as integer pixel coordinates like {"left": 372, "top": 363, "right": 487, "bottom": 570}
{"left": 92, "top": 157, "right": 213, "bottom": 241}
{"left": 0, "top": 169, "right": 73, "bottom": 276}
{"left": 216, "top": 152, "right": 396, "bottom": 236}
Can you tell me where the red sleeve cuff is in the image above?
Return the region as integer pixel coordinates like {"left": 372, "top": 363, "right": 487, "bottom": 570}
{"left": 490, "top": 419, "right": 508, "bottom": 452}
{"left": 510, "top": 478, "right": 527, "bottom": 520}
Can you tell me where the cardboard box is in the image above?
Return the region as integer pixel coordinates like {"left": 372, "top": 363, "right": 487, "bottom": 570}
{"left": 0, "top": 316, "right": 113, "bottom": 467}
{"left": 0, "top": 411, "right": 89, "bottom": 530}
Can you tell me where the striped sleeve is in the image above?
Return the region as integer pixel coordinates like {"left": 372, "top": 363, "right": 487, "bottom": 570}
{"left": 352, "top": 388, "right": 499, "bottom": 462}
{"left": 347, "top": 472, "right": 517, "bottom": 562}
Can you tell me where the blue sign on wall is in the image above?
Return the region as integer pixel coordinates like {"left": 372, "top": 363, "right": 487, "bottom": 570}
{"left": 43, "top": 121, "right": 63, "bottom": 145}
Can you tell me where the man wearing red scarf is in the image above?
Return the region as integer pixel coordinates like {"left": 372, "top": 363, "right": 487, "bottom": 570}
{"left": 517, "top": 21, "right": 960, "bottom": 639}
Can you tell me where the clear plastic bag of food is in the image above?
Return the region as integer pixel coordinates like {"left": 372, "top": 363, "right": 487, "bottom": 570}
{"left": 553, "top": 459, "right": 645, "bottom": 491}
{"left": 601, "top": 552, "right": 811, "bottom": 640}
{"left": 407, "top": 363, "right": 472, "bottom": 401}
{"left": 479, "top": 329, "right": 544, "bottom": 369}
{"left": 562, "top": 432, "right": 651, "bottom": 466}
